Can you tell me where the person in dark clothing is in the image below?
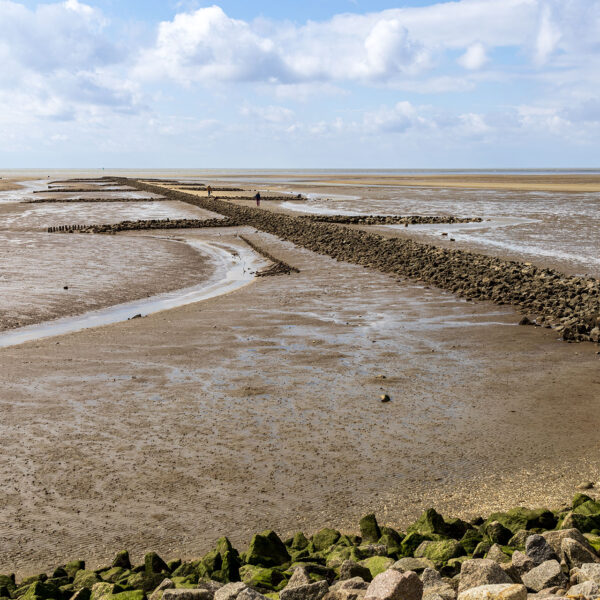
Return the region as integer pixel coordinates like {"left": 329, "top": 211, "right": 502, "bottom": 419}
{"left": 207, "top": 185, "right": 212, "bottom": 196}
{"left": 255, "top": 192, "right": 261, "bottom": 206}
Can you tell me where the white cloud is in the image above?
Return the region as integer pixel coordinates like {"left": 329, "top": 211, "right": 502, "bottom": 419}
{"left": 458, "top": 43, "right": 488, "bottom": 70}
{"left": 240, "top": 105, "right": 295, "bottom": 124}
{"left": 534, "top": 5, "right": 561, "bottom": 65}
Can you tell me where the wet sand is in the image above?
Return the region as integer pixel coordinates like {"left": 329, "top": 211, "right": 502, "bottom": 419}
{"left": 1, "top": 226, "right": 600, "bottom": 577}
{"left": 211, "top": 173, "right": 600, "bottom": 193}
{"left": 1, "top": 173, "right": 600, "bottom": 577}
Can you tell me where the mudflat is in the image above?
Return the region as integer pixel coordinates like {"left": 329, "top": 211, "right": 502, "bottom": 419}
{"left": 217, "top": 173, "right": 600, "bottom": 192}
{"left": 1, "top": 226, "right": 599, "bottom": 577}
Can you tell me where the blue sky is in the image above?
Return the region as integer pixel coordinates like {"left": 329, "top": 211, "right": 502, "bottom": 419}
{"left": 1, "top": 0, "right": 599, "bottom": 168}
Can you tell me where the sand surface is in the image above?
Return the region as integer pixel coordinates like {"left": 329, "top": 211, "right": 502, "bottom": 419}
{"left": 1, "top": 173, "right": 600, "bottom": 577}
{"left": 1, "top": 226, "right": 599, "bottom": 577}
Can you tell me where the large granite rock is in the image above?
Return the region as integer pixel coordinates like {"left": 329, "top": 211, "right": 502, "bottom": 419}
{"left": 421, "top": 568, "right": 456, "bottom": 600}
{"left": 542, "top": 529, "right": 593, "bottom": 556}
{"left": 148, "top": 579, "right": 175, "bottom": 600}
{"left": 280, "top": 580, "right": 329, "bottom": 600}
{"left": 567, "top": 580, "right": 600, "bottom": 599}
{"left": 457, "top": 560, "right": 512, "bottom": 593}
{"left": 510, "top": 552, "right": 534, "bottom": 578}
{"left": 162, "top": 591, "right": 213, "bottom": 600}
{"left": 457, "top": 584, "right": 526, "bottom": 600}
{"left": 561, "top": 538, "right": 600, "bottom": 569}
{"left": 215, "top": 582, "right": 248, "bottom": 600}
{"left": 574, "top": 564, "right": 600, "bottom": 585}
{"left": 365, "top": 570, "right": 422, "bottom": 600}
{"left": 520, "top": 561, "right": 566, "bottom": 592}
{"left": 524, "top": 536, "right": 559, "bottom": 566}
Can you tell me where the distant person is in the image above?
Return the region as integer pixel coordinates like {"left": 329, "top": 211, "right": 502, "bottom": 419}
{"left": 207, "top": 185, "right": 212, "bottom": 196}
{"left": 255, "top": 192, "right": 261, "bottom": 207}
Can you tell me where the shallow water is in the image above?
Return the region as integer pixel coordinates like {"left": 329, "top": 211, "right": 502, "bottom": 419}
{"left": 0, "top": 240, "right": 265, "bottom": 348}
{"left": 273, "top": 185, "right": 600, "bottom": 278}
{"left": 0, "top": 180, "right": 227, "bottom": 330}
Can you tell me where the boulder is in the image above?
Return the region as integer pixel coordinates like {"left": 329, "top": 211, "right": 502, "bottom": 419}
{"left": 360, "top": 516, "right": 382, "bottom": 544}
{"left": 510, "top": 552, "right": 534, "bottom": 578}
{"left": 237, "top": 590, "right": 270, "bottom": 600}
{"left": 461, "top": 532, "right": 483, "bottom": 556}
{"left": 324, "top": 579, "right": 368, "bottom": 600}
{"left": 415, "top": 541, "right": 464, "bottom": 564}
{"left": 148, "top": 579, "right": 175, "bottom": 600}
{"left": 66, "top": 561, "right": 86, "bottom": 579}
{"left": 89, "top": 583, "right": 114, "bottom": 600}
{"left": 239, "top": 565, "right": 285, "bottom": 591}
{"left": 162, "top": 591, "right": 213, "bottom": 600}
{"left": 525, "top": 536, "right": 559, "bottom": 566}
{"left": 146, "top": 553, "right": 170, "bottom": 575}
{"left": 421, "top": 569, "right": 456, "bottom": 600}
{"left": 457, "top": 560, "right": 513, "bottom": 593}
{"left": 287, "top": 567, "right": 313, "bottom": 588}
{"left": 484, "top": 523, "right": 512, "bottom": 547}
{"left": 521, "top": 561, "right": 566, "bottom": 592}
{"left": 330, "top": 580, "right": 369, "bottom": 592}
{"left": 408, "top": 510, "right": 449, "bottom": 538}
{"left": 312, "top": 530, "right": 342, "bottom": 553}
{"left": 457, "top": 584, "right": 526, "bottom": 600}
{"left": 73, "top": 571, "right": 102, "bottom": 590}
{"left": 214, "top": 583, "right": 248, "bottom": 600}
{"left": 340, "top": 562, "right": 372, "bottom": 583}
{"left": 566, "top": 580, "right": 600, "bottom": 598}
{"left": 364, "top": 570, "right": 423, "bottom": 600}
{"left": 562, "top": 538, "right": 600, "bottom": 569}
{"left": 360, "top": 558, "right": 395, "bottom": 579}
{"left": 392, "top": 558, "right": 436, "bottom": 574}
{"left": 246, "top": 531, "right": 291, "bottom": 567}
{"left": 280, "top": 580, "right": 329, "bottom": 600}
{"left": 378, "top": 529, "right": 404, "bottom": 556}
{"left": 113, "top": 552, "right": 132, "bottom": 570}
{"left": 542, "top": 529, "right": 594, "bottom": 556}
{"left": 484, "top": 509, "right": 556, "bottom": 535}
{"left": 485, "top": 546, "right": 510, "bottom": 565}
{"left": 507, "top": 532, "right": 529, "bottom": 551}
{"left": 402, "top": 535, "right": 435, "bottom": 558}
{"left": 559, "top": 512, "right": 599, "bottom": 534}
{"left": 574, "top": 564, "right": 600, "bottom": 585}
{"left": 290, "top": 534, "right": 310, "bottom": 552}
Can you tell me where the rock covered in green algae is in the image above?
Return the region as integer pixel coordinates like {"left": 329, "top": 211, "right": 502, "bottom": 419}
{"left": 484, "top": 508, "right": 556, "bottom": 534}
{"left": 359, "top": 516, "right": 381, "bottom": 545}
{"left": 413, "top": 540, "right": 464, "bottom": 564}
{"left": 311, "top": 530, "right": 342, "bottom": 553}
{"left": 246, "top": 532, "right": 291, "bottom": 568}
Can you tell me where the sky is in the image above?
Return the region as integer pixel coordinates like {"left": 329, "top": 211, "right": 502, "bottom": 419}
{"left": 1, "top": 0, "right": 599, "bottom": 168}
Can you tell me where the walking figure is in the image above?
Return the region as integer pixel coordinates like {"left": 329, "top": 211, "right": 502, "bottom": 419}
{"left": 207, "top": 185, "right": 212, "bottom": 196}
{"left": 255, "top": 192, "right": 261, "bottom": 207}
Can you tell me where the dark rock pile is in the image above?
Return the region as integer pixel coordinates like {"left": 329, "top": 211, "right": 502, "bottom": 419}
{"left": 35, "top": 189, "right": 132, "bottom": 194}
{"left": 300, "top": 216, "right": 483, "bottom": 226}
{"left": 116, "top": 178, "right": 599, "bottom": 343}
{"left": 7, "top": 498, "right": 600, "bottom": 600}
{"left": 47, "top": 218, "right": 237, "bottom": 234}
{"left": 239, "top": 236, "right": 300, "bottom": 276}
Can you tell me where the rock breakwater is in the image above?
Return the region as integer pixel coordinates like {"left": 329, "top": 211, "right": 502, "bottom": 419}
{"left": 300, "top": 216, "right": 483, "bottom": 226}
{"left": 7, "top": 499, "right": 600, "bottom": 600}
{"left": 114, "top": 178, "right": 599, "bottom": 343}
{"left": 238, "top": 236, "right": 300, "bottom": 276}
{"left": 47, "top": 218, "right": 237, "bottom": 234}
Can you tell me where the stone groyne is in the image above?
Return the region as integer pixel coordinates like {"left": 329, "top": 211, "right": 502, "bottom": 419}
{"left": 5, "top": 500, "right": 600, "bottom": 600}
{"left": 114, "top": 178, "right": 599, "bottom": 343}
